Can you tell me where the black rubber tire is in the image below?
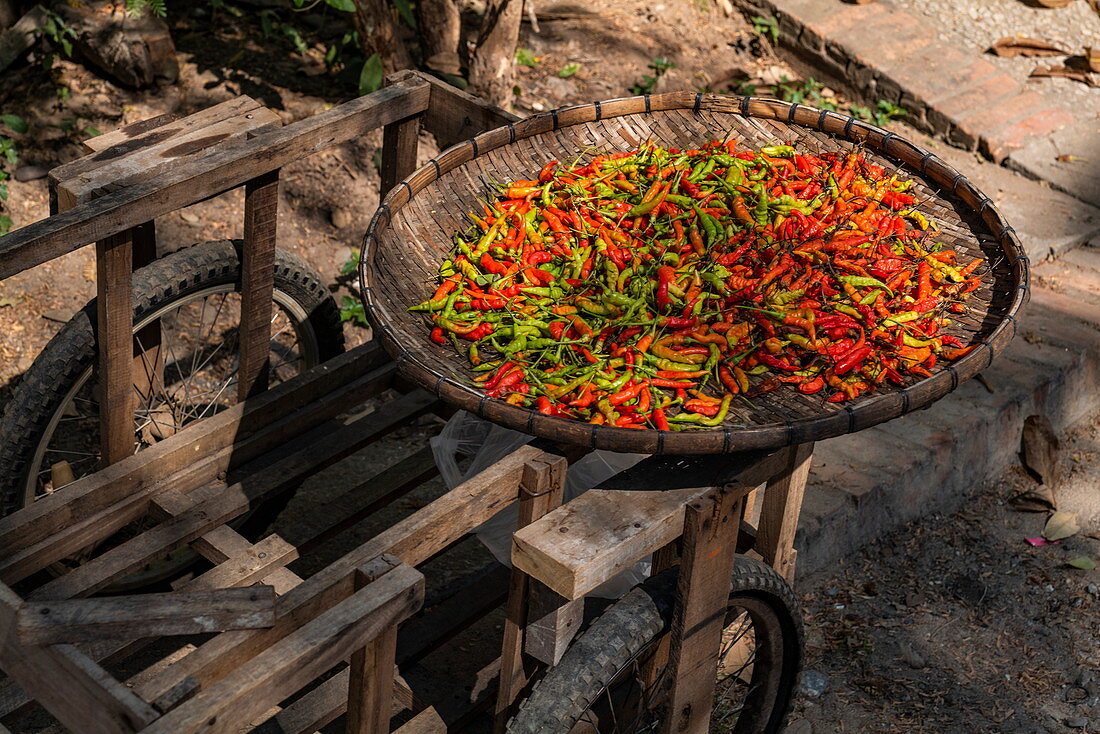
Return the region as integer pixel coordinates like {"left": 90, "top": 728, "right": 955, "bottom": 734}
{"left": 507, "top": 555, "right": 803, "bottom": 734}
{"left": 0, "top": 240, "right": 345, "bottom": 517}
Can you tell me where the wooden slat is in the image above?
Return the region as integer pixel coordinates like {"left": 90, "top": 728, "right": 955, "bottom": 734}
{"left": 95, "top": 230, "right": 135, "bottom": 466}
{"left": 394, "top": 706, "right": 446, "bottom": 733}
{"left": 0, "top": 346, "right": 392, "bottom": 579}
{"left": 661, "top": 487, "right": 744, "bottom": 734}
{"left": 29, "top": 484, "right": 251, "bottom": 601}
{"left": 80, "top": 113, "right": 180, "bottom": 154}
{"left": 50, "top": 97, "right": 264, "bottom": 195}
{"left": 512, "top": 487, "right": 707, "bottom": 601}
{"left": 133, "top": 444, "right": 546, "bottom": 708}
{"left": 182, "top": 530, "right": 298, "bottom": 591}
{"left": 250, "top": 669, "right": 418, "bottom": 734}
{"left": 16, "top": 587, "right": 276, "bottom": 646}
{"left": 756, "top": 442, "right": 814, "bottom": 581}
{"left": 141, "top": 562, "right": 424, "bottom": 734}
{"left": 0, "top": 584, "right": 158, "bottom": 734}
{"left": 387, "top": 70, "right": 520, "bottom": 149}
{"left": 237, "top": 169, "right": 280, "bottom": 401}
{"left": 0, "top": 80, "right": 431, "bottom": 280}
{"left": 494, "top": 454, "right": 568, "bottom": 730}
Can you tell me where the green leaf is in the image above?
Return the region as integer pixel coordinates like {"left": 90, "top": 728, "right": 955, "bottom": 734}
{"left": 558, "top": 63, "right": 580, "bottom": 78}
{"left": 340, "top": 250, "right": 360, "bottom": 275}
{"left": 339, "top": 295, "right": 368, "bottom": 325}
{"left": 359, "top": 53, "right": 384, "bottom": 95}
{"left": 1067, "top": 557, "right": 1098, "bottom": 570}
{"left": 325, "top": 0, "right": 356, "bottom": 11}
{"left": 1, "top": 115, "right": 27, "bottom": 135}
{"left": 0, "top": 215, "right": 11, "bottom": 236}
{"left": 515, "top": 48, "right": 538, "bottom": 67}
{"left": 0, "top": 183, "right": 7, "bottom": 201}
{"left": 393, "top": 0, "right": 417, "bottom": 28}
{"left": 83, "top": 126, "right": 101, "bottom": 138}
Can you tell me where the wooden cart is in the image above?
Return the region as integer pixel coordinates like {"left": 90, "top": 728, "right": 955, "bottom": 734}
{"left": 0, "top": 74, "right": 815, "bottom": 733}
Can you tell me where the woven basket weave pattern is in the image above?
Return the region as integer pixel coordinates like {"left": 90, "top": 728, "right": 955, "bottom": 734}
{"left": 361, "top": 93, "right": 1027, "bottom": 455}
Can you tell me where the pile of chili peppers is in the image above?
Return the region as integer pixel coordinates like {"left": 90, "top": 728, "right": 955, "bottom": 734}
{"left": 410, "top": 140, "right": 983, "bottom": 430}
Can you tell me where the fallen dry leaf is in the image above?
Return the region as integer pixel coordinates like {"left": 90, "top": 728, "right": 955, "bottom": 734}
{"left": 990, "top": 36, "right": 1068, "bottom": 57}
{"left": 1056, "top": 154, "right": 1087, "bottom": 162}
{"left": 1033, "top": 0, "right": 1074, "bottom": 7}
{"left": 1044, "top": 511, "right": 1081, "bottom": 541}
{"left": 1030, "top": 64, "right": 1097, "bottom": 86}
{"left": 1086, "top": 47, "right": 1100, "bottom": 73}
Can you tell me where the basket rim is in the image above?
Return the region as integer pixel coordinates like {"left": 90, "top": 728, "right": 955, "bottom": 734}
{"left": 360, "top": 91, "right": 1029, "bottom": 455}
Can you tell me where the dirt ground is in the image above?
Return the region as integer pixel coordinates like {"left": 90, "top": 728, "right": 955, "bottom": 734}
{"left": 787, "top": 413, "right": 1100, "bottom": 734}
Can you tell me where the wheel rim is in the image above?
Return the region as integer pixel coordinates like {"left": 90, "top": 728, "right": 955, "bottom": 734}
{"left": 569, "top": 597, "right": 786, "bottom": 734}
{"left": 24, "top": 284, "right": 320, "bottom": 588}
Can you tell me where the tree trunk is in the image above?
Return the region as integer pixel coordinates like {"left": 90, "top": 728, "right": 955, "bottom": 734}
{"left": 351, "top": 0, "right": 412, "bottom": 75}
{"left": 52, "top": 1, "right": 178, "bottom": 88}
{"left": 416, "top": 0, "right": 461, "bottom": 76}
{"left": 468, "top": 0, "right": 522, "bottom": 107}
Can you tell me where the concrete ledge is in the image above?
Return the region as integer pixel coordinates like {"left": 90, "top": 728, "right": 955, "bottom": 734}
{"left": 794, "top": 247, "right": 1100, "bottom": 577}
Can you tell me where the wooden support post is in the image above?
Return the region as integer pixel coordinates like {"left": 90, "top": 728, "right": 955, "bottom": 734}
{"left": 347, "top": 557, "right": 403, "bottom": 734}
{"left": 96, "top": 231, "right": 135, "bottom": 466}
{"left": 237, "top": 169, "right": 280, "bottom": 402}
{"left": 493, "top": 453, "right": 567, "bottom": 732}
{"left": 661, "top": 486, "right": 744, "bottom": 734}
{"left": 380, "top": 114, "right": 420, "bottom": 196}
{"left": 757, "top": 442, "right": 814, "bottom": 581}
{"left": 523, "top": 581, "right": 581, "bottom": 666}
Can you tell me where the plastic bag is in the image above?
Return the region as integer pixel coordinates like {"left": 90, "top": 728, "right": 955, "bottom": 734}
{"left": 430, "top": 410, "right": 650, "bottom": 597}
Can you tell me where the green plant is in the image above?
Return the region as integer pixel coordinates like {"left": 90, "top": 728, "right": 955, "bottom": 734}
{"left": 0, "top": 115, "right": 22, "bottom": 235}
{"left": 340, "top": 249, "right": 360, "bottom": 276}
{"left": 629, "top": 57, "right": 675, "bottom": 95}
{"left": 558, "top": 62, "right": 580, "bottom": 79}
{"left": 125, "top": 0, "right": 167, "bottom": 17}
{"left": 35, "top": 7, "right": 76, "bottom": 68}
{"left": 751, "top": 15, "right": 779, "bottom": 45}
{"left": 339, "top": 295, "right": 367, "bottom": 325}
{"left": 515, "top": 48, "right": 538, "bottom": 67}
{"left": 359, "top": 53, "right": 384, "bottom": 94}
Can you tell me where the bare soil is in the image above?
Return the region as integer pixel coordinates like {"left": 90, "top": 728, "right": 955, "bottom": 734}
{"left": 788, "top": 415, "right": 1100, "bottom": 734}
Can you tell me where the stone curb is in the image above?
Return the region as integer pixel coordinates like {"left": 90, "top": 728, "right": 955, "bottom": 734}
{"left": 794, "top": 246, "right": 1100, "bottom": 578}
{"left": 733, "top": 0, "right": 1076, "bottom": 164}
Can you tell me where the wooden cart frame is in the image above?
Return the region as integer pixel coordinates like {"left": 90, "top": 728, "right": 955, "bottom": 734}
{"left": 0, "top": 73, "right": 812, "bottom": 734}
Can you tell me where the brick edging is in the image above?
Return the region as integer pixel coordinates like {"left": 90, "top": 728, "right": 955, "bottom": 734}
{"left": 732, "top": 0, "right": 1076, "bottom": 163}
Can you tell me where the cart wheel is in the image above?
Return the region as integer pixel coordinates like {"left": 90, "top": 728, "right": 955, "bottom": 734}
{"left": 0, "top": 240, "right": 345, "bottom": 589}
{"left": 507, "top": 555, "right": 803, "bottom": 734}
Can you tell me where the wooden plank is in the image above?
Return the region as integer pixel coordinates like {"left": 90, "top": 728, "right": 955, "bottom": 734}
{"left": 96, "top": 230, "right": 135, "bottom": 466}
{"left": 512, "top": 487, "right": 706, "bottom": 601}
{"left": 141, "top": 562, "right": 424, "bottom": 734}
{"left": 0, "top": 346, "right": 392, "bottom": 579}
{"left": 0, "top": 584, "right": 158, "bottom": 734}
{"left": 0, "top": 80, "right": 431, "bottom": 280}
{"left": 29, "top": 484, "right": 251, "bottom": 601}
{"left": 182, "top": 531, "right": 298, "bottom": 591}
{"left": 494, "top": 454, "right": 568, "bottom": 731}
{"left": 661, "top": 487, "right": 744, "bottom": 734}
{"left": 16, "top": 587, "right": 276, "bottom": 646}
{"left": 394, "top": 706, "right": 446, "bottom": 734}
{"left": 81, "top": 113, "right": 180, "bottom": 154}
{"left": 388, "top": 70, "right": 520, "bottom": 149}
{"left": 27, "top": 388, "right": 435, "bottom": 600}
{"left": 513, "top": 450, "right": 789, "bottom": 600}
{"left": 756, "top": 443, "right": 814, "bottom": 581}
{"left": 51, "top": 98, "right": 274, "bottom": 210}
{"left": 237, "top": 169, "right": 280, "bottom": 401}
{"left": 50, "top": 97, "right": 263, "bottom": 191}
{"left": 134, "top": 444, "right": 547, "bottom": 708}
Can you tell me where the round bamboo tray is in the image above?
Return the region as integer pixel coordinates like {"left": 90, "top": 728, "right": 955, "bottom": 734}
{"left": 360, "top": 92, "right": 1028, "bottom": 455}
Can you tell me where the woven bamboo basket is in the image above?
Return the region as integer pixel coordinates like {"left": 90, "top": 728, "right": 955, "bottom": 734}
{"left": 361, "top": 92, "right": 1028, "bottom": 455}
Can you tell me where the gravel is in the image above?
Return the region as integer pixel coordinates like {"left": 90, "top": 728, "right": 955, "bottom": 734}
{"left": 887, "top": 0, "right": 1100, "bottom": 118}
